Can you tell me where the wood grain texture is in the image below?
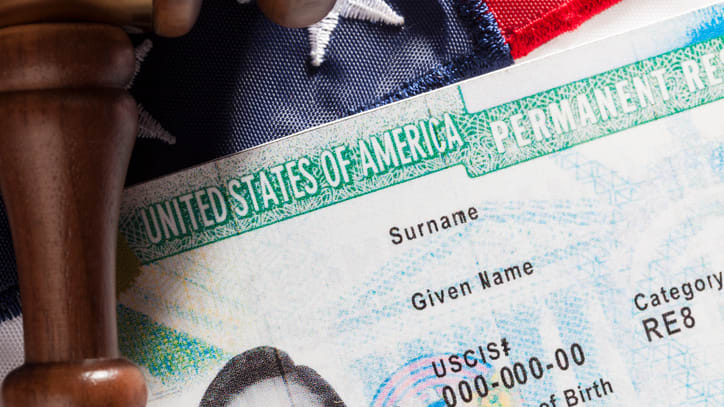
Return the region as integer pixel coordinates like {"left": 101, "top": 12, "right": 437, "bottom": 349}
{"left": 2, "top": 359, "right": 147, "bottom": 407}
{"left": 0, "top": 23, "right": 134, "bottom": 92}
{"left": 0, "top": 0, "right": 153, "bottom": 31}
{"left": 0, "top": 24, "right": 145, "bottom": 406}
{"left": 0, "top": 0, "right": 205, "bottom": 403}
{"left": 0, "top": 88, "right": 137, "bottom": 362}
{"left": 257, "top": 0, "right": 336, "bottom": 28}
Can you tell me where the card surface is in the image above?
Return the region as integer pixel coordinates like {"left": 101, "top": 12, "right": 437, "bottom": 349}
{"left": 118, "top": 5, "right": 724, "bottom": 406}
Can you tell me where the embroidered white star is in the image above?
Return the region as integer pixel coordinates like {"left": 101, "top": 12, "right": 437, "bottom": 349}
{"left": 238, "top": 0, "right": 404, "bottom": 66}
{"left": 308, "top": 0, "right": 404, "bottom": 66}
{"left": 128, "top": 0, "right": 405, "bottom": 145}
{"left": 128, "top": 40, "right": 176, "bottom": 145}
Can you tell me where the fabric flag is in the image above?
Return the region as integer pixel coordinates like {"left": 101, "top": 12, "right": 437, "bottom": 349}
{"left": 0, "top": 0, "right": 644, "bottom": 382}
{"left": 486, "top": 0, "right": 623, "bottom": 57}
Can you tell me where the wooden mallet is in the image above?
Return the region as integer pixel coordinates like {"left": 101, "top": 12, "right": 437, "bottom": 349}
{"left": 0, "top": 0, "right": 333, "bottom": 406}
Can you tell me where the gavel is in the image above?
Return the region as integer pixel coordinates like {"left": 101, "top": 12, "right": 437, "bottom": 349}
{"left": 0, "top": 0, "right": 334, "bottom": 406}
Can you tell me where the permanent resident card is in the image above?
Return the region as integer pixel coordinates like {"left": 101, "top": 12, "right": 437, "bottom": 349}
{"left": 118, "top": 5, "right": 724, "bottom": 406}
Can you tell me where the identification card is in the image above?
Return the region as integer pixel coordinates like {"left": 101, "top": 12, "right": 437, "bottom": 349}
{"left": 118, "top": 5, "right": 724, "bottom": 406}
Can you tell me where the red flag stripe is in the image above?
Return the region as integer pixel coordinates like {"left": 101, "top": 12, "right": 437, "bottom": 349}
{"left": 486, "top": 0, "right": 624, "bottom": 58}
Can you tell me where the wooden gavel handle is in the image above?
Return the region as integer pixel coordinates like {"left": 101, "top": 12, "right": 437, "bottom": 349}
{"left": 0, "top": 0, "right": 203, "bottom": 404}
{"left": 0, "top": 23, "right": 147, "bottom": 407}
{"left": 0, "top": 0, "right": 334, "bottom": 406}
